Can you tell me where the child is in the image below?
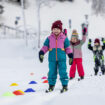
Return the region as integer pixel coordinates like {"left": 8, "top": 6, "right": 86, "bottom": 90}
{"left": 39, "top": 20, "right": 73, "bottom": 93}
{"left": 88, "top": 38, "right": 105, "bottom": 75}
{"left": 69, "top": 24, "right": 88, "bottom": 80}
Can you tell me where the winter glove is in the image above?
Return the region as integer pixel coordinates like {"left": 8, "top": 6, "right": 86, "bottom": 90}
{"left": 68, "top": 53, "right": 73, "bottom": 65}
{"left": 89, "top": 39, "right": 92, "bottom": 43}
{"left": 102, "top": 38, "right": 104, "bottom": 41}
{"left": 39, "top": 50, "right": 44, "bottom": 63}
{"left": 83, "top": 27, "right": 87, "bottom": 35}
{"left": 102, "top": 38, "right": 105, "bottom": 43}
{"left": 63, "top": 29, "right": 67, "bottom": 36}
{"left": 82, "top": 23, "right": 88, "bottom": 35}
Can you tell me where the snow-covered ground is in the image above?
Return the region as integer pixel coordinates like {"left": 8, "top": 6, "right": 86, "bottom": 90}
{"left": 0, "top": 39, "right": 105, "bottom": 105}
{"left": 0, "top": 0, "right": 105, "bottom": 105}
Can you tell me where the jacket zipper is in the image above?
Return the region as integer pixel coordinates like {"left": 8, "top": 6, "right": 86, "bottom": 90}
{"left": 56, "top": 38, "right": 58, "bottom": 61}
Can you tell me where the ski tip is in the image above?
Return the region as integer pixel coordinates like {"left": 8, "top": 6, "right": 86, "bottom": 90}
{"left": 78, "top": 78, "right": 81, "bottom": 81}
{"left": 45, "top": 90, "right": 49, "bottom": 93}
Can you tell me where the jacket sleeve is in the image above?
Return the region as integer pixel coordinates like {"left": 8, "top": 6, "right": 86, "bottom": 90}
{"left": 40, "top": 37, "right": 49, "bottom": 54}
{"left": 80, "top": 26, "right": 88, "bottom": 45}
{"left": 88, "top": 42, "right": 93, "bottom": 51}
{"left": 102, "top": 40, "right": 105, "bottom": 50}
{"left": 64, "top": 37, "right": 72, "bottom": 54}
{"left": 80, "top": 35, "right": 87, "bottom": 45}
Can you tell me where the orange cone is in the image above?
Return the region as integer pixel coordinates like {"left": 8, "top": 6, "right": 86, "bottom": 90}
{"left": 43, "top": 80, "right": 48, "bottom": 83}
{"left": 13, "top": 90, "right": 24, "bottom": 96}
{"left": 30, "top": 72, "right": 34, "bottom": 76}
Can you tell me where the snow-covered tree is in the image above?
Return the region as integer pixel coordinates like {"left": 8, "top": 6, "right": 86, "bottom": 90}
{"left": 36, "top": 0, "right": 56, "bottom": 48}
{"left": 57, "top": 0, "right": 74, "bottom": 2}
{"left": 36, "top": 0, "right": 74, "bottom": 48}
{"left": 88, "top": 0, "right": 105, "bottom": 16}
{"left": 0, "top": 5, "right": 4, "bottom": 14}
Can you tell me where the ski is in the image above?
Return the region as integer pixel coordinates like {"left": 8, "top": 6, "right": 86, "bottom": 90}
{"left": 45, "top": 89, "right": 54, "bottom": 93}
{"left": 77, "top": 78, "right": 81, "bottom": 81}
{"left": 45, "top": 89, "right": 68, "bottom": 93}
{"left": 60, "top": 89, "right": 68, "bottom": 93}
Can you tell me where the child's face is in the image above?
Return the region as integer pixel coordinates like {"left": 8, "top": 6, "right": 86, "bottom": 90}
{"left": 71, "top": 37, "right": 78, "bottom": 43}
{"left": 52, "top": 28, "right": 61, "bottom": 36}
{"left": 94, "top": 43, "right": 99, "bottom": 46}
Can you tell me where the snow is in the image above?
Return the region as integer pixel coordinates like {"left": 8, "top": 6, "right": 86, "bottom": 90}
{"left": 48, "top": 76, "right": 105, "bottom": 105}
{"left": 1, "top": 0, "right": 105, "bottom": 39}
{"left": 0, "top": 0, "right": 105, "bottom": 105}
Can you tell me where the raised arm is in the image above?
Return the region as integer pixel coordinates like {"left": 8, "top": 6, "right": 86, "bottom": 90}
{"left": 88, "top": 39, "right": 93, "bottom": 51}
{"left": 102, "top": 38, "right": 105, "bottom": 50}
{"left": 80, "top": 23, "right": 88, "bottom": 45}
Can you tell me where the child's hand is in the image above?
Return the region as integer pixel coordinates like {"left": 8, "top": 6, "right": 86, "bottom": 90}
{"left": 39, "top": 51, "right": 44, "bottom": 63}
{"left": 68, "top": 53, "right": 73, "bottom": 65}
{"left": 82, "top": 23, "right": 88, "bottom": 35}
{"left": 89, "top": 39, "right": 92, "bottom": 43}
{"left": 102, "top": 38, "right": 104, "bottom": 42}
{"left": 69, "top": 58, "right": 73, "bottom": 65}
{"left": 82, "top": 27, "right": 87, "bottom": 35}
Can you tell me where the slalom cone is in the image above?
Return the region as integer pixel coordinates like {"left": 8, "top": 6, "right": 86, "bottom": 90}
{"left": 24, "top": 88, "right": 35, "bottom": 93}
{"left": 10, "top": 83, "right": 19, "bottom": 86}
{"left": 30, "top": 72, "right": 34, "bottom": 76}
{"left": 43, "top": 80, "right": 48, "bottom": 83}
{"left": 29, "top": 81, "right": 37, "bottom": 84}
{"left": 3, "top": 92, "right": 15, "bottom": 97}
{"left": 17, "top": 90, "right": 24, "bottom": 94}
{"left": 13, "top": 90, "right": 24, "bottom": 95}
{"left": 41, "top": 76, "right": 47, "bottom": 79}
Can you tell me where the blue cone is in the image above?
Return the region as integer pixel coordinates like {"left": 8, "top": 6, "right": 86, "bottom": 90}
{"left": 24, "top": 88, "right": 36, "bottom": 93}
{"left": 29, "top": 81, "right": 37, "bottom": 84}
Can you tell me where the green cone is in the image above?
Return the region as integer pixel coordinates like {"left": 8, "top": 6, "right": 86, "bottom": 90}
{"left": 3, "top": 92, "right": 15, "bottom": 97}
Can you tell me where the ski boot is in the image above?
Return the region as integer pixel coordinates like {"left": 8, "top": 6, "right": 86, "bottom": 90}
{"left": 69, "top": 77, "right": 74, "bottom": 80}
{"left": 95, "top": 72, "right": 98, "bottom": 76}
{"left": 80, "top": 76, "right": 84, "bottom": 80}
{"left": 94, "top": 67, "right": 98, "bottom": 76}
{"left": 101, "top": 66, "right": 105, "bottom": 75}
{"left": 60, "top": 85, "right": 68, "bottom": 93}
{"left": 78, "top": 76, "right": 84, "bottom": 81}
{"left": 102, "top": 71, "right": 105, "bottom": 75}
{"left": 45, "top": 85, "right": 55, "bottom": 93}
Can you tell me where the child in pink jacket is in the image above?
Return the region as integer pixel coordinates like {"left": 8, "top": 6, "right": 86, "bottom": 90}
{"left": 69, "top": 24, "right": 88, "bottom": 80}
{"left": 39, "top": 20, "right": 73, "bottom": 92}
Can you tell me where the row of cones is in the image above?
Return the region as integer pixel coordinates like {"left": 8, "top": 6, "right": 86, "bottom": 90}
{"left": 3, "top": 88, "right": 37, "bottom": 97}
{"left": 10, "top": 76, "right": 48, "bottom": 86}
{"left": 3, "top": 76, "right": 48, "bottom": 97}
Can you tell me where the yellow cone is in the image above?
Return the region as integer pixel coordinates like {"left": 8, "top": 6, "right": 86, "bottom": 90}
{"left": 17, "top": 90, "right": 24, "bottom": 94}
{"left": 10, "top": 83, "right": 19, "bottom": 86}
